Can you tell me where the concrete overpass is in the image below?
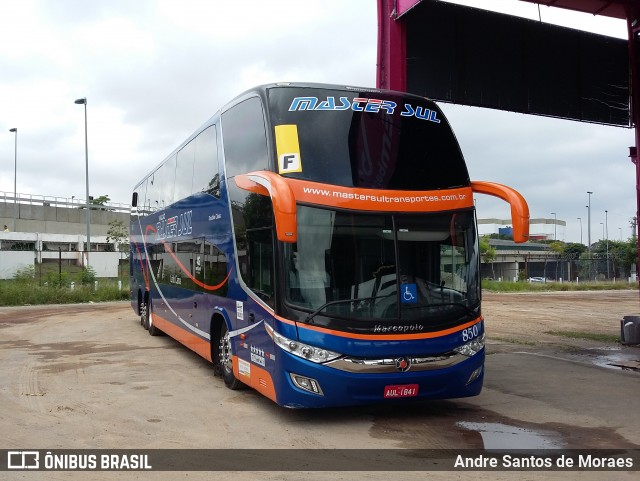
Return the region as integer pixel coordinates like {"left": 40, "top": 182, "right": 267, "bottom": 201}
{"left": 0, "top": 192, "right": 129, "bottom": 236}
{"left": 0, "top": 194, "right": 130, "bottom": 279}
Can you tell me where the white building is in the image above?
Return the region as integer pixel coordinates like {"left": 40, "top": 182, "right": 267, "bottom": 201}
{"left": 478, "top": 217, "right": 566, "bottom": 242}
{"left": 0, "top": 232, "right": 127, "bottom": 280}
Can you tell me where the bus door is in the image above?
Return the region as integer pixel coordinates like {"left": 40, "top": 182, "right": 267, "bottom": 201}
{"left": 233, "top": 227, "right": 278, "bottom": 392}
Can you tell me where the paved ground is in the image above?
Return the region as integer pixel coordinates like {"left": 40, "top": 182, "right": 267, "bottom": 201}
{"left": 0, "top": 291, "right": 638, "bottom": 480}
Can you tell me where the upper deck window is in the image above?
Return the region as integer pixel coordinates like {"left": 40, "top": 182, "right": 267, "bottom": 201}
{"left": 222, "top": 96, "right": 270, "bottom": 180}
{"left": 268, "top": 87, "right": 469, "bottom": 190}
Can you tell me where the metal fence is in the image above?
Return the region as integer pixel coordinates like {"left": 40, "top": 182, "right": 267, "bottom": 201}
{"left": 482, "top": 253, "right": 637, "bottom": 283}
{"left": 0, "top": 191, "right": 130, "bottom": 213}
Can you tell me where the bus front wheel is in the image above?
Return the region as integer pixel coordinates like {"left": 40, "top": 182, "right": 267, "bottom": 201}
{"left": 217, "top": 323, "right": 243, "bottom": 390}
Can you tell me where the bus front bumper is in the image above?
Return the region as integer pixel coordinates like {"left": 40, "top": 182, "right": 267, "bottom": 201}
{"left": 274, "top": 348, "right": 485, "bottom": 408}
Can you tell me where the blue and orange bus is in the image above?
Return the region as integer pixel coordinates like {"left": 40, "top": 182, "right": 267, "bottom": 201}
{"left": 130, "top": 82, "right": 529, "bottom": 408}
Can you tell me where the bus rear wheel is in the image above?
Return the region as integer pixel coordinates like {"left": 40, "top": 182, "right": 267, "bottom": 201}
{"left": 217, "top": 323, "right": 243, "bottom": 390}
{"left": 147, "top": 299, "right": 160, "bottom": 336}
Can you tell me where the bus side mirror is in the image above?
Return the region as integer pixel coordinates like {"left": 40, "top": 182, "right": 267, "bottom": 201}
{"left": 471, "top": 181, "right": 530, "bottom": 243}
{"left": 132, "top": 192, "right": 138, "bottom": 208}
{"left": 234, "top": 171, "right": 298, "bottom": 243}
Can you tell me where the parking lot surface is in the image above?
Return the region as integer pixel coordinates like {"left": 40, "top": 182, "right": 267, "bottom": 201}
{"left": 0, "top": 291, "right": 638, "bottom": 480}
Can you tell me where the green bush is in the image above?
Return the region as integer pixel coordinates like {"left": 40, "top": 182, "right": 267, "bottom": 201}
{"left": 80, "top": 266, "right": 97, "bottom": 285}
{"left": 0, "top": 279, "right": 130, "bottom": 306}
{"left": 13, "top": 265, "right": 36, "bottom": 284}
{"left": 44, "top": 271, "right": 70, "bottom": 288}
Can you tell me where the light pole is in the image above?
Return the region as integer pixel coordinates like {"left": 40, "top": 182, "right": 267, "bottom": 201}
{"left": 587, "top": 191, "right": 593, "bottom": 280}
{"left": 577, "top": 217, "right": 583, "bottom": 244}
{"left": 551, "top": 212, "right": 557, "bottom": 241}
{"left": 605, "top": 210, "right": 609, "bottom": 279}
{"left": 9, "top": 128, "right": 17, "bottom": 231}
{"left": 600, "top": 221, "right": 605, "bottom": 279}
{"left": 74, "top": 97, "right": 90, "bottom": 264}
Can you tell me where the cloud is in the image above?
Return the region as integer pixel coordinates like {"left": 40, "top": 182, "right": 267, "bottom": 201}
{"left": 0, "top": 0, "right": 633, "bottom": 245}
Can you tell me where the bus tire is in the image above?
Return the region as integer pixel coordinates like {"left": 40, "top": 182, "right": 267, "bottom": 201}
{"left": 147, "top": 299, "right": 161, "bottom": 336}
{"left": 137, "top": 292, "right": 143, "bottom": 326}
{"left": 218, "top": 322, "right": 243, "bottom": 390}
{"left": 140, "top": 296, "right": 149, "bottom": 330}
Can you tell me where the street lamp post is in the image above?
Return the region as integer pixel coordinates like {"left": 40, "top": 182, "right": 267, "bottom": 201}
{"left": 551, "top": 212, "right": 557, "bottom": 241}
{"left": 600, "top": 222, "right": 605, "bottom": 280}
{"left": 577, "top": 217, "right": 583, "bottom": 244}
{"left": 74, "top": 97, "right": 90, "bottom": 264}
{"left": 605, "top": 210, "right": 609, "bottom": 279}
{"left": 9, "top": 128, "right": 17, "bottom": 231}
{"left": 587, "top": 191, "right": 593, "bottom": 280}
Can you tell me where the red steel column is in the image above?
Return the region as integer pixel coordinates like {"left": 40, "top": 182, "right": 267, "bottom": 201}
{"left": 628, "top": 6, "right": 640, "bottom": 294}
{"left": 376, "top": 0, "right": 407, "bottom": 91}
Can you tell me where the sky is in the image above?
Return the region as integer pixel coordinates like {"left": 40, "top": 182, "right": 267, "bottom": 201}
{"left": 0, "top": 0, "right": 635, "bottom": 245}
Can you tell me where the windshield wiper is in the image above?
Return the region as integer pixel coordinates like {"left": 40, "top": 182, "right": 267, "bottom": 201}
{"left": 303, "top": 292, "right": 395, "bottom": 324}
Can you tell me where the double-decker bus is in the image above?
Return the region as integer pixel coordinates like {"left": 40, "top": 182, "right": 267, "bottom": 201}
{"left": 130, "top": 82, "right": 529, "bottom": 408}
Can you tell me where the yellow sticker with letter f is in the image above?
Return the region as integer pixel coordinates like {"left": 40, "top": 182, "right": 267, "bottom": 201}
{"left": 275, "top": 124, "right": 302, "bottom": 174}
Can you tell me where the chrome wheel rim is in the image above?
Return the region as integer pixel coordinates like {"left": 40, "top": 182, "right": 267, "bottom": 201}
{"left": 219, "top": 330, "right": 233, "bottom": 374}
{"left": 140, "top": 302, "right": 147, "bottom": 326}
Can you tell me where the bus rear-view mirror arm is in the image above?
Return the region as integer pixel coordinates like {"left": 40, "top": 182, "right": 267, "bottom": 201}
{"left": 234, "top": 171, "right": 298, "bottom": 243}
{"left": 471, "top": 181, "right": 530, "bottom": 243}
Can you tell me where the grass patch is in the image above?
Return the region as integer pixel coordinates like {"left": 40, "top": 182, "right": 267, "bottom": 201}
{"left": 0, "top": 262, "right": 130, "bottom": 306}
{"left": 490, "top": 336, "right": 538, "bottom": 346}
{"left": 0, "top": 279, "right": 129, "bottom": 306}
{"left": 544, "top": 330, "right": 620, "bottom": 343}
{"left": 482, "top": 280, "right": 637, "bottom": 293}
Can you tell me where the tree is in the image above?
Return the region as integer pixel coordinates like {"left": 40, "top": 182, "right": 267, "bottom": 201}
{"left": 79, "top": 194, "right": 112, "bottom": 210}
{"left": 479, "top": 237, "right": 497, "bottom": 278}
{"left": 547, "top": 241, "right": 564, "bottom": 280}
{"left": 106, "top": 219, "right": 128, "bottom": 252}
{"left": 608, "top": 238, "right": 638, "bottom": 279}
{"left": 561, "top": 243, "right": 586, "bottom": 258}
{"left": 91, "top": 195, "right": 111, "bottom": 206}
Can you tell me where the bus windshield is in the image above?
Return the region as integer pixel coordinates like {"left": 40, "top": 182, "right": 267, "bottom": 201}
{"left": 283, "top": 206, "right": 480, "bottom": 323}
{"left": 267, "top": 87, "right": 469, "bottom": 190}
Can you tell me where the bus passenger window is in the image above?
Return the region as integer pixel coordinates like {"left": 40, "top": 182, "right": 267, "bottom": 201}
{"left": 222, "top": 97, "right": 270, "bottom": 179}
{"left": 175, "top": 140, "right": 196, "bottom": 201}
{"left": 194, "top": 126, "right": 220, "bottom": 197}
{"left": 246, "top": 229, "right": 275, "bottom": 307}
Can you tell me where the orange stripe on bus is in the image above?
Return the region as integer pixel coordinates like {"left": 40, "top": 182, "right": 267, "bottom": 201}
{"left": 154, "top": 313, "right": 212, "bottom": 362}
{"left": 134, "top": 244, "right": 150, "bottom": 291}
{"left": 232, "top": 355, "right": 278, "bottom": 403}
{"left": 142, "top": 223, "right": 232, "bottom": 291}
{"left": 285, "top": 177, "right": 475, "bottom": 213}
{"left": 273, "top": 313, "right": 482, "bottom": 341}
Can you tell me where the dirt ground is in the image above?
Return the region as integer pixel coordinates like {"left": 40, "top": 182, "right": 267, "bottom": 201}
{"left": 482, "top": 290, "right": 639, "bottom": 353}
{"left": 0, "top": 291, "right": 638, "bottom": 481}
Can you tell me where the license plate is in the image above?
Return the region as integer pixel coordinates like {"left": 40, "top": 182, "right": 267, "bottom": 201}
{"left": 383, "top": 384, "right": 419, "bottom": 398}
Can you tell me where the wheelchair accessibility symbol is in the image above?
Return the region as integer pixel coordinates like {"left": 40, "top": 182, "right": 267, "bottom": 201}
{"left": 401, "top": 284, "right": 417, "bottom": 304}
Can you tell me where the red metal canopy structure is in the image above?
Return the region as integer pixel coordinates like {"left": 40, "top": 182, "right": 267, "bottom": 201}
{"left": 377, "top": 0, "right": 640, "bottom": 284}
{"left": 520, "top": 0, "right": 630, "bottom": 20}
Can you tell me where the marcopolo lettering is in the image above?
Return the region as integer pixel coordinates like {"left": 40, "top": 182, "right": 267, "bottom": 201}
{"left": 373, "top": 324, "right": 425, "bottom": 333}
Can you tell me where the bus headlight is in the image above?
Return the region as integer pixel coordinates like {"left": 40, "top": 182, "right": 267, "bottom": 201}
{"left": 265, "top": 324, "right": 342, "bottom": 363}
{"left": 454, "top": 333, "right": 485, "bottom": 357}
